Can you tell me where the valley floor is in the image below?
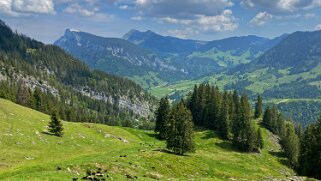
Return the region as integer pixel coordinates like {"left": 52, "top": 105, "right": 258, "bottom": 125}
{"left": 0, "top": 99, "right": 296, "bottom": 180}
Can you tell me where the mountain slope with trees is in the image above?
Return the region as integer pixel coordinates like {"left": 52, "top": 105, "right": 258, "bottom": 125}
{"left": 0, "top": 19, "right": 156, "bottom": 127}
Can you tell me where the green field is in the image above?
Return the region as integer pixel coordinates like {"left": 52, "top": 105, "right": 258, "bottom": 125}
{"left": 0, "top": 99, "right": 296, "bottom": 180}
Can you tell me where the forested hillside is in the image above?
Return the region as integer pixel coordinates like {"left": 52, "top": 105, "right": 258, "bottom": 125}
{"left": 0, "top": 20, "right": 156, "bottom": 127}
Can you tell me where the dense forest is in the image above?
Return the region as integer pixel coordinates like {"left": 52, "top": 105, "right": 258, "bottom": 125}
{"left": 0, "top": 20, "right": 156, "bottom": 130}
{"left": 155, "top": 83, "right": 321, "bottom": 179}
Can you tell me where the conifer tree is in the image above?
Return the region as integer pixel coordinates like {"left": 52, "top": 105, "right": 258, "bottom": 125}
{"left": 33, "top": 87, "right": 42, "bottom": 111}
{"left": 166, "top": 101, "right": 195, "bottom": 155}
{"left": 48, "top": 109, "right": 64, "bottom": 137}
{"left": 155, "top": 97, "right": 171, "bottom": 139}
{"left": 280, "top": 123, "right": 299, "bottom": 167}
{"left": 231, "top": 90, "right": 239, "bottom": 131}
{"left": 218, "top": 91, "right": 231, "bottom": 139}
{"left": 298, "top": 115, "right": 321, "bottom": 179}
{"left": 16, "top": 80, "right": 30, "bottom": 106}
{"left": 254, "top": 95, "right": 263, "bottom": 119}
{"left": 263, "top": 106, "right": 272, "bottom": 129}
{"left": 257, "top": 128, "right": 264, "bottom": 149}
{"left": 233, "top": 92, "right": 258, "bottom": 152}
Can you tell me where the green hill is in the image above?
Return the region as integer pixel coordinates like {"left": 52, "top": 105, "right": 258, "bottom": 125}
{"left": 0, "top": 98, "right": 296, "bottom": 180}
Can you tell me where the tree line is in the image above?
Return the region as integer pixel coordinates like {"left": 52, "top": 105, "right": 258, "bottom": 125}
{"left": 155, "top": 84, "right": 321, "bottom": 180}
{"left": 155, "top": 84, "right": 263, "bottom": 155}
{"left": 0, "top": 79, "right": 154, "bottom": 130}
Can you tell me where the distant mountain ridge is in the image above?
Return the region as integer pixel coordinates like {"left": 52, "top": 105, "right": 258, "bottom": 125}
{"left": 55, "top": 29, "right": 187, "bottom": 86}
{"left": 122, "top": 29, "right": 206, "bottom": 54}
{"left": 123, "top": 29, "right": 286, "bottom": 56}
{"left": 55, "top": 29, "right": 287, "bottom": 88}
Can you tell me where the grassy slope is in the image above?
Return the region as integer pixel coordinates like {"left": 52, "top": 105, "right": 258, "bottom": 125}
{"left": 0, "top": 99, "right": 294, "bottom": 180}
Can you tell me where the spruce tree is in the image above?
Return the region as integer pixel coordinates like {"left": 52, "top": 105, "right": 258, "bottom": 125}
{"left": 263, "top": 106, "right": 272, "bottom": 129}
{"left": 16, "top": 80, "right": 30, "bottom": 106}
{"left": 166, "top": 101, "right": 195, "bottom": 155}
{"left": 257, "top": 128, "right": 264, "bottom": 149}
{"left": 254, "top": 95, "right": 263, "bottom": 119}
{"left": 298, "top": 115, "right": 321, "bottom": 179}
{"left": 233, "top": 92, "right": 258, "bottom": 152}
{"left": 218, "top": 91, "right": 231, "bottom": 140}
{"left": 48, "top": 109, "right": 64, "bottom": 137}
{"left": 155, "top": 97, "right": 170, "bottom": 139}
{"left": 280, "top": 123, "right": 299, "bottom": 167}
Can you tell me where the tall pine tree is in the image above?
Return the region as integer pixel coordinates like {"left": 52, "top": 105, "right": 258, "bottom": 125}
{"left": 167, "top": 101, "right": 195, "bottom": 155}
{"left": 233, "top": 92, "right": 259, "bottom": 152}
{"left": 218, "top": 91, "right": 231, "bottom": 139}
{"left": 155, "top": 97, "right": 171, "bottom": 139}
{"left": 254, "top": 95, "right": 263, "bottom": 119}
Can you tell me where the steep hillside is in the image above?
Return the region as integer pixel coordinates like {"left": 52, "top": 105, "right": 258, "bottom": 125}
{"left": 251, "top": 30, "right": 321, "bottom": 73}
{"left": 0, "top": 99, "right": 296, "bottom": 180}
{"left": 0, "top": 20, "right": 156, "bottom": 124}
{"left": 55, "top": 29, "right": 187, "bottom": 87}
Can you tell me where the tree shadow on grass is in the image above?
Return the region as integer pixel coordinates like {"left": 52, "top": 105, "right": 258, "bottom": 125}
{"left": 145, "top": 132, "right": 158, "bottom": 139}
{"left": 215, "top": 141, "right": 239, "bottom": 152}
{"left": 41, "top": 131, "right": 54, "bottom": 136}
{"left": 153, "top": 148, "right": 190, "bottom": 157}
{"left": 201, "top": 130, "right": 216, "bottom": 139}
{"left": 269, "top": 150, "right": 292, "bottom": 167}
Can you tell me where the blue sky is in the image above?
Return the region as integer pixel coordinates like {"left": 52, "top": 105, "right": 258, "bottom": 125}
{"left": 0, "top": 0, "right": 321, "bottom": 43}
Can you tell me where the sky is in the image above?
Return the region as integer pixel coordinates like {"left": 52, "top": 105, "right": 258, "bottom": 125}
{"left": 0, "top": 0, "right": 321, "bottom": 44}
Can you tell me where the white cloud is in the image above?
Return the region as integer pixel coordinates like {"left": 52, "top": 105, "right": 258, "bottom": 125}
{"left": 12, "top": 0, "right": 54, "bottom": 14}
{"left": 64, "top": 3, "right": 97, "bottom": 16}
{"left": 0, "top": 0, "right": 54, "bottom": 16}
{"left": 196, "top": 10, "right": 238, "bottom": 32}
{"left": 161, "top": 9, "right": 238, "bottom": 33}
{"left": 304, "top": 13, "right": 316, "bottom": 18}
{"left": 315, "top": 24, "right": 321, "bottom": 30}
{"left": 241, "top": 0, "right": 321, "bottom": 12}
{"left": 167, "top": 28, "right": 199, "bottom": 39}
{"left": 250, "top": 12, "right": 273, "bottom": 26}
{"left": 132, "top": 0, "right": 237, "bottom": 33}
{"left": 119, "top": 5, "right": 128, "bottom": 10}
{"left": 131, "top": 16, "right": 142, "bottom": 20}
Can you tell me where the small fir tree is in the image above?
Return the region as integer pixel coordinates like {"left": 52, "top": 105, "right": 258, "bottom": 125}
{"left": 48, "top": 109, "right": 64, "bottom": 137}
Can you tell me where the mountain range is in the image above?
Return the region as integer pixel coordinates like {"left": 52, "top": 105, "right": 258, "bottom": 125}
{"left": 55, "top": 29, "right": 287, "bottom": 89}
{"left": 55, "top": 28, "right": 321, "bottom": 126}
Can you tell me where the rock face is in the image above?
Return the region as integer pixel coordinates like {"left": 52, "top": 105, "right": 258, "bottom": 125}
{"left": 1, "top": 68, "right": 154, "bottom": 118}
{"left": 77, "top": 86, "right": 152, "bottom": 117}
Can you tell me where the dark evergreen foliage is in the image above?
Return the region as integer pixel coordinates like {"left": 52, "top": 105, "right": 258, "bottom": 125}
{"left": 298, "top": 115, "right": 321, "bottom": 179}
{"left": 186, "top": 84, "right": 262, "bottom": 152}
{"left": 155, "top": 97, "right": 170, "bottom": 139}
{"left": 48, "top": 109, "right": 64, "bottom": 137}
{"left": 166, "top": 101, "right": 195, "bottom": 155}
{"left": 254, "top": 95, "right": 263, "bottom": 118}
